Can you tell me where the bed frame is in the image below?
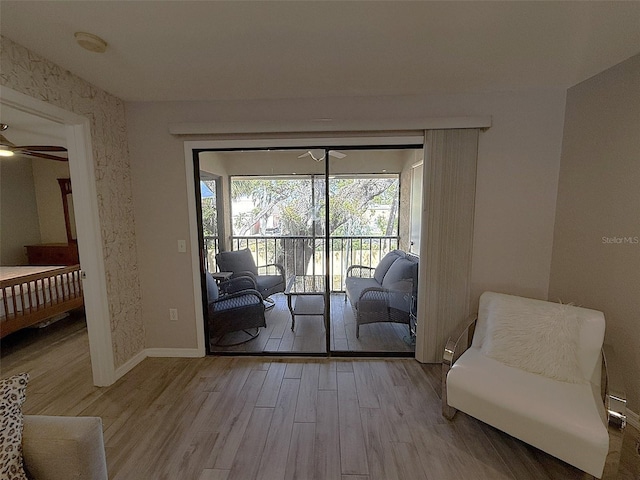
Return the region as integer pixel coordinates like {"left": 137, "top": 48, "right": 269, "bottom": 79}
{"left": 1, "top": 264, "right": 84, "bottom": 338}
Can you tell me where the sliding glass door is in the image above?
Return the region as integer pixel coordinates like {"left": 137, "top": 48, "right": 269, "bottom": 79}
{"left": 196, "top": 145, "right": 421, "bottom": 356}
{"left": 328, "top": 149, "right": 418, "bottom": 354}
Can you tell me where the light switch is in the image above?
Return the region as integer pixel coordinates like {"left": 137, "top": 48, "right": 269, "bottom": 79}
{"left": 178, "top": 240, "right": 187, "bottom": 253}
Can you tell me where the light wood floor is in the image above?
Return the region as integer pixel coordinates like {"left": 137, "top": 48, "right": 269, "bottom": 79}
{"left": 212, "top": 293, "right": 415, "bottom": 354}
{"left": 1, "top": 317, "right": 639, "bottom": 480}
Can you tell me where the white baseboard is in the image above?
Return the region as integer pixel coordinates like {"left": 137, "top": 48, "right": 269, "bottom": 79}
{"left": 113, "top": 347, "right": 205, "bottom": 381}
{"left": 627, "top": 409, "right": 640, "bottom": 430}
{"left": 145, "top": 348, "right": 204, "bottom": 358}
{"left": 114, "top": 349, "right": 147, "bottom": 381}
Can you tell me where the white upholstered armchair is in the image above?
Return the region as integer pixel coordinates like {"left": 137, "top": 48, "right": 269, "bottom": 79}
{"left": 442, "top": 292, "right": 626, "bottom": 479}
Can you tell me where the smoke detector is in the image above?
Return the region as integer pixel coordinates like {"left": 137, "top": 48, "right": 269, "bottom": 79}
{"left": 74, "top": 32, "right": 107, "bottom": 53}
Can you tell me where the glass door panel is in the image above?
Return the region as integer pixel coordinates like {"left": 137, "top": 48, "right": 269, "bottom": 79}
{"left": 198, "top": 149, "right": 327, "bottom": 354}
{"left": 328, "top": 148, "right": 417, "bottom": 354}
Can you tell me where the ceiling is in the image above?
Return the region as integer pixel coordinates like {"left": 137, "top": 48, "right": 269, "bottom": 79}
{"left": 1, "top": 1, "right": 639, "bottom": 103}
{"left": 0, "top": 105, "right": 66, "bottom": 147}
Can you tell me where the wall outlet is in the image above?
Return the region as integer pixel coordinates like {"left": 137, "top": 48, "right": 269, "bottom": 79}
{"left": 169, "top": 308, "right": 178, "bottom": 322}
{"left": 177, "top": 240, "right": 187, "bottom": 253}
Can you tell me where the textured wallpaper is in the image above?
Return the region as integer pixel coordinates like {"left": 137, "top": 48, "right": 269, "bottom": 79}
{"left": 0, "top": 35, "right": 145, "bottom": 368}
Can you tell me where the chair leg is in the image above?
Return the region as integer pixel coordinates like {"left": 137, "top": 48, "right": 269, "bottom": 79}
{"left": 263, "top": 297, "right": 276, "bottom": 311}
{"left": 442, "top": 403, "right": 457, "bottom": 420}
{"left": 442, "top": 362, "right": 457, "bottom": 420}
{"left": 356, "top": 324, "right": 359, "bottom": 338}
{"left": 211, "top": 328, "right": 260, "bottom": 347}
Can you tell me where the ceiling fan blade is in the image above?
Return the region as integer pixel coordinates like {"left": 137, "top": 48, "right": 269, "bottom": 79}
{"left": 16, "top": 149, "right": 68, "bottom": 161}
{"left": 0, "top": 133, "right": 17, "bottom": 148}
{"left": 15, "top": 145, "right": 67, "bottom": 152}
{"left": 329, "top": 151, "right": 346, "bottom": 159}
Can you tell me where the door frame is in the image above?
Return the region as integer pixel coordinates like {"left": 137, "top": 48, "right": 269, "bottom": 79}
{"left": 0, "top": 86, "right": 115, "bottom": 385}
{"left": 184, "top": 136, "right": 424, "bottom": 357}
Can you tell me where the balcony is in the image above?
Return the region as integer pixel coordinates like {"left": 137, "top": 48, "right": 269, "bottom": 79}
{"left": 205, "top": 234, "right": 400, "bottom": 292}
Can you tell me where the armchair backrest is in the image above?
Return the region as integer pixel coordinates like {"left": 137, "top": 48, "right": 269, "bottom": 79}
{"left": 473, "top": 292, "right": 605, "bottom": 384}
{"left": 216, "top": 248, "right": 258, "bottom": 275}
{"left": 205, "top": 271, "right": 218, "bottom": 302}
{"left": 373, "top": 250, "right": 406, "bottom": 283}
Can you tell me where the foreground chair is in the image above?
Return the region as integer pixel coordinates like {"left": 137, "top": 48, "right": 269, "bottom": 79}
{"left": 205, "top": 271, "right": 266, "bottom": 347}
{"left": 23, "top": 415, "right": 108, "bottom": 480}
{"left": 216, "top": 248, "right": 286, "bottom": 308}
{"left": 442, "top": 291, "right": 626, "bottom": 479}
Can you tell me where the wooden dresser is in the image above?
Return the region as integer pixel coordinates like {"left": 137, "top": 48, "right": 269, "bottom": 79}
{"left": 26, "top": 243, "right": 79, "bottom": 266}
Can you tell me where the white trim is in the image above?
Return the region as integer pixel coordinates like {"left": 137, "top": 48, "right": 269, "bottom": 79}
{"left": 627, "top": 409, "right": 640, "bottom": 430}
{"left": 145, "top": 348, "right": 204, "bottom": 358}
{"left": 0, "top": 86, "right": 115, "bottom": 386}
{"left": 113, "top": 349, "right": 147, "bottom": 380}
{"left": 113, "top": 348, "right": 205, "bottom": 380}
{"left": 183, "top": 134, "right": 427, "bottom": 359}
{"left": 169, "top": 116, "right": 492, "bottom": 135}
{"left": 185, "top": 143, "right": 207, "bottom": 357}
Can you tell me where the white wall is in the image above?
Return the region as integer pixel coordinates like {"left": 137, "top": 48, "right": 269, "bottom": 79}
{"left": 126, "top": 90, "right": 566, "bottom": 349}
{"left": 549, "top": 54, "right": 640, "bottom": 413}
{"left": 31, "top": 160, "right": 71, "bottom": 243}
{"left": 0, "top": 156, "right": 41, "bottom": 264}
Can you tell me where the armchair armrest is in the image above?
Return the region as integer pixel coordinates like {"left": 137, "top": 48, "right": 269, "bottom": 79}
{"left": 442, "top": 313, "right": 478, "bottom": 419}
{"left": 258, "top": 263, "right": 285, "bottom": 278}
{"left": 229, "top": 270, "right": 257, "bottom": 281}
{"left": 211, "top": 289, "right": 264, "bottom": 312}
{"left": 346, "top": 265, "right": 375, "bottom": 278}
{"left": 602, "top": 344, "right": 627, "bottom": 429}
{"left": 22, "top": 415, "right": 108, "bottom": 480}
{"left": 600, "top": 344, "right": 627, "bottom": 479}
{"left": 359, "top": 286, "right": 390, "bottom": 305}
{"left": 225, "top": 275, "right": 258, "bottom": 294}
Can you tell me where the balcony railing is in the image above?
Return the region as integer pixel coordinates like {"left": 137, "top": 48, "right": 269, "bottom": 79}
{"left": 205, "top": 235, "right": 400, "bottom": 292}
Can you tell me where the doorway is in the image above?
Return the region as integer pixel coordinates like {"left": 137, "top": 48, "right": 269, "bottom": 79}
{"left": 195, "top": 144, "right": 422, "bottom": 356}
{"left": 0, "top": 87, "right": 115, "bottom": 385}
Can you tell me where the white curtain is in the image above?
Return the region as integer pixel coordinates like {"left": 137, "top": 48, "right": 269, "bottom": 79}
{"left": 415, "top": 129, "right": 479, "bottom": 363}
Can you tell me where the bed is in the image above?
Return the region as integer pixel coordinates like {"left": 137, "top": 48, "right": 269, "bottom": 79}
{"left": 0, "top": 264, "right": 84, "bottom": 338}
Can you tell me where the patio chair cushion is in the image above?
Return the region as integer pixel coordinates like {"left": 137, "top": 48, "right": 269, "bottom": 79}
{"left": 255, "top": 275, "right": 285, "bottom": 294}
{"left": 373, "top": 250, "right": 405, "bottom": 283}
{"left": 344, "top": 277, "right": 380, "bottom": 309}
{"left": 211, "top": 294, "right": 261, "bottom": 312}
{"left": 381, "top": 257, "right": 418, "bottom": 313}
{"left": 205, "top": 271, "right": 219, "bottom": 301}
{"left": 217, "top": 248, "right": 258, "bottom": 276}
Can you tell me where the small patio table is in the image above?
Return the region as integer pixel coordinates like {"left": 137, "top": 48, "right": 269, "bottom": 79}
{"left": 284, "top": 275, "right": 326, "bottom": 331}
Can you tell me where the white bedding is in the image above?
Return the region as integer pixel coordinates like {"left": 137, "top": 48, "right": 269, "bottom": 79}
{"left": 0, "top": 265, "right": 82, "bottom": 320}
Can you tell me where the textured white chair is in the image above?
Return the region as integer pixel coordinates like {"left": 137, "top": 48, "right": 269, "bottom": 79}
{"left": 22, "top": 415, "right": 108, "bottom": 480}
{"left": 442, "top": 292, "right": 626, "bottom": 479}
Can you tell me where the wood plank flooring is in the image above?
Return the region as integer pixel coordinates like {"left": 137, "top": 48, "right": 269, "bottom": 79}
{"left": 2, "top": 317, "right": 639, "bottom": 480}
{"left": 212, "top": 293, "right": 415, "bottom": 354}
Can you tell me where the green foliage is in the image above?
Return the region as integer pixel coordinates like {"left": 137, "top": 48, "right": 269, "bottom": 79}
{"left": 230, "top": 175, "right": 399, "bottom": 238}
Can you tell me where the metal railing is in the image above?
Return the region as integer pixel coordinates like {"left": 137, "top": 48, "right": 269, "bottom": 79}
{"left": 206, "top": 235, "right": 399, "bottom": 292}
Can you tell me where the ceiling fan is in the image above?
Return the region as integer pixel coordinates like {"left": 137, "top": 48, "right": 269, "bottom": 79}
{"left": 297, "top": 149, "right": 346, "bottom": 162}
{"left": 0, "top": 123, "right": 68, "bottom": 161}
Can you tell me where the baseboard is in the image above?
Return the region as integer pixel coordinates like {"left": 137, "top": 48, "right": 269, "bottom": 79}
{"left": 114, "top": 349, "right": 147, "bottom": 381}
{"left": 145, "top": 347, "right": 204, "bottom": 358}
{"left": 627, "top": 409, "right": 640, "bottom": 430}
{"left": 113, "top": 347, "right": 204, "bottom": 382}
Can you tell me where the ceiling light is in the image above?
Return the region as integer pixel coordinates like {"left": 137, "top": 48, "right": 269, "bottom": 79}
{"left": 0, "top": 148, "right": 14, "bottom": 157}
{"left": 74, "top": 32, "right": 107, "bottom": 53}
